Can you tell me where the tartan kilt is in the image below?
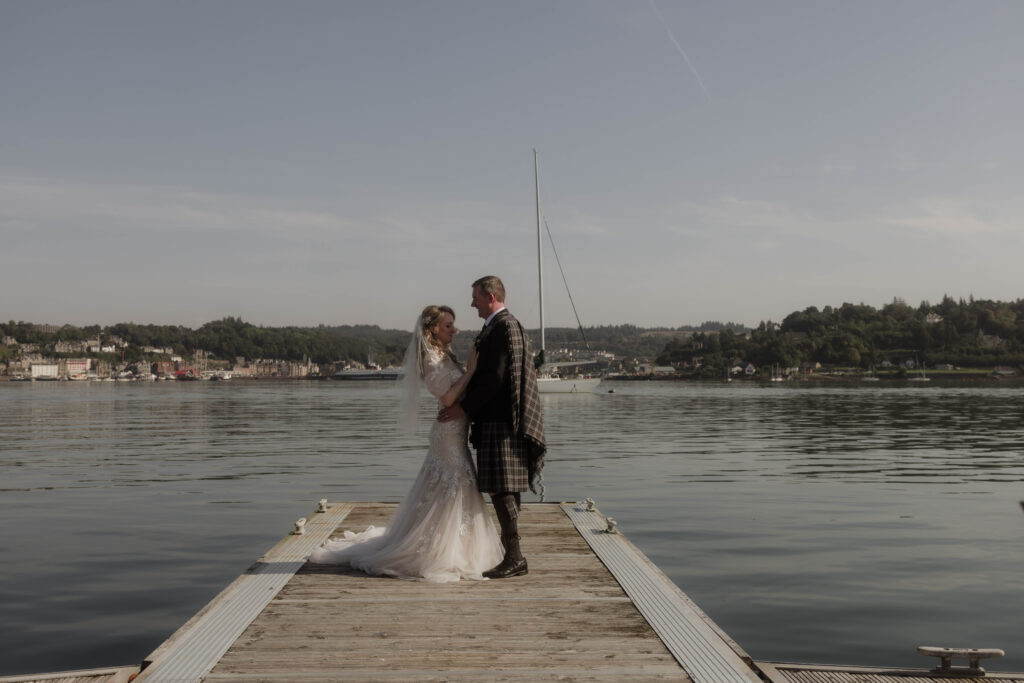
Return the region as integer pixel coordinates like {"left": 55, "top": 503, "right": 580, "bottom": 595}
{"left": 473, "top": 421, "right": 531, "bottom": 493}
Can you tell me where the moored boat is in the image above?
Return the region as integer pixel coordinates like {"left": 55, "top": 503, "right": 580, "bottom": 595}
{"left": 536, "top": 375, "right": 602, "bottom": 393}
{"left": 332, "top": 368, "right": 401, "bottom": 380}
{"left": 531, "top": 149, "right": 600, "bottom": 395}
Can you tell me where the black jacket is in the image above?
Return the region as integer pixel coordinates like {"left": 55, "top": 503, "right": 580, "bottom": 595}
{"left": 460, "top": 309, "right": 514, "bottom": 424}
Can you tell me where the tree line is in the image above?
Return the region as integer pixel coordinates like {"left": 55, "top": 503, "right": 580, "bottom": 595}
{"left": 7, "top": 297, "right": 1023, "bottom": 371}
{"left": 1, "top": 318, "right": 407, "bottom": 366}
{"left": 656, "top": 296, "right": 1024, "bottom": 375}
{"left": 2, "top": 317, "right": 745, "bottom": 367}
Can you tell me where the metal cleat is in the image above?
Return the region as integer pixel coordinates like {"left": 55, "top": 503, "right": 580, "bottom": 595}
{"left": 292, "top": 517, "right": 307, "bottom": 535}
{"left": 917, "top": 646, "right": 1005, "bottom": 676}
{"left": 317, "top": 499, "right": 328, "bottom": 513}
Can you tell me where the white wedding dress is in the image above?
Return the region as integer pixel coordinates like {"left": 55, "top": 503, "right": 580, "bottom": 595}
{"left": 308, "top": 350, "right": 503, "bottom": 582}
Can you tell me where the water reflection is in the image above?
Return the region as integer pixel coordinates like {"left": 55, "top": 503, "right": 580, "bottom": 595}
{"left": 0, "top": 381, "right": 1022, "bottom": 675}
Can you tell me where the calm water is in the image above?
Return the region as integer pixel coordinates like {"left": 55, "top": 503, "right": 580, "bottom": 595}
{"left": 1, "top": 380, "right": 1022, "bottom": 675}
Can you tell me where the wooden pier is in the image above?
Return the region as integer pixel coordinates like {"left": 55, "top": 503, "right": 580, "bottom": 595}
{"left": 135, "top": 501, "right": 750, "bottom": 682}
{"left": 6, "top": 501, "right": 1022, "bottom": 683}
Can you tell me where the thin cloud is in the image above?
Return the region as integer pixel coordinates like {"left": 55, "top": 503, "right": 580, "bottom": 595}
{"left": 648, "top": 0, "right": 711, "bottom": 102}
{"left": 0, "top": 171, "right": 407, "bottom": 249}
{"left": 877, "top": 198, "right": 1011, "bottom": 236}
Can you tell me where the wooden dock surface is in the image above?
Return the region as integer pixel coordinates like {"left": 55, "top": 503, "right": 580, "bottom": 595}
{"left": 200, "top": 502, "right": 694, "bottom": 682}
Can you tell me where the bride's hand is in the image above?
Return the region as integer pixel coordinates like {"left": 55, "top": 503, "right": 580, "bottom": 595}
{"left": 466, "top": 349, "right": 479, "bottom": 375}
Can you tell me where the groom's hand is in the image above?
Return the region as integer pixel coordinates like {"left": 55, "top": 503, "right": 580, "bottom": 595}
{"left": 437, "top": 404, "right": 466, "bottom": 422}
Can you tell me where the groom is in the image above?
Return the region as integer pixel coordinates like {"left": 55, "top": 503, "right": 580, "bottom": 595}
{"left": 438, "top": 275, "right": 546, "bottom": 579}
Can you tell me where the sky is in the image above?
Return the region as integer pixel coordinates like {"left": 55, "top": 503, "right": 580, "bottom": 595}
{"left": 3, "top": 1, "right": 1022, "bottom": 331}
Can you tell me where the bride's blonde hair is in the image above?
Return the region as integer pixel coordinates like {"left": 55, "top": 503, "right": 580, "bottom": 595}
{"left": 419, "top": 305, "right": 459, "bottom": 371}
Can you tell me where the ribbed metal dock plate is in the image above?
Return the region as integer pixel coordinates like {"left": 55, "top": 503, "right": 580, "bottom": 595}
{"left": 562, "top": 502, "right": 761, "bottom": 683}
{"left": 136, "top": 503, "right": 354, "bottom": 683}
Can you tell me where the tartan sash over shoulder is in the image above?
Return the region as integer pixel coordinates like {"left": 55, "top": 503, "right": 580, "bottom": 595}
{"left": 504, "top": 314, "right": 546, "bottom": 492}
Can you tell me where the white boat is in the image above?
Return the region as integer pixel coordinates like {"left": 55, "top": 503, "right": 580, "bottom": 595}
{"left": 770, "top": 363, "right": 785, "bottom": 382}
{"left": 537, "top": 375, "right": 601, "bottom": 393}
{"left": 332, "top": 367, "right": 401, "bottom": 381}
{"left": 862, "top": 366, "right": 880, "bottom": 382}
{"left": 909, "top": 357, "right": 930, "bottom": 382}
{"left": 531, "top": 149, "right": 600, "bottom": 395}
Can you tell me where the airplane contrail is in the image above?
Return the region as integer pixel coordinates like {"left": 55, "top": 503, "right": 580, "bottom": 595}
{"left": 648, "top": 0, "right": 711, "bottom": 102}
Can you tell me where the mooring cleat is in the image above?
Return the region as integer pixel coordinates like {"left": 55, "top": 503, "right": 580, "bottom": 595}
{"left": 917, "top": 645, "right": 1005, "bottom": 676}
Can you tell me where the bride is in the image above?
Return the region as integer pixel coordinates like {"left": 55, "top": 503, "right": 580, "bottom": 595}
{"left": 308, "top": 305, "right": 503, "bottom": 581}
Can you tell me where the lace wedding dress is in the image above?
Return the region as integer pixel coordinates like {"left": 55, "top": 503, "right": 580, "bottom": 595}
{"left": 308, "top": 350, "right": 503, "bottom": 582}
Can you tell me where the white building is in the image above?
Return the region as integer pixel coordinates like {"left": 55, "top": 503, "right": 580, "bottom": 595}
{"left": 31, "top": 363, "right": 59, "bottom": 379}
{"left": 143, "top": 346, "right": 175, "bottom": 355}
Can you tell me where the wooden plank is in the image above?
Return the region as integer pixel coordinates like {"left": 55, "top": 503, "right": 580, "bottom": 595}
{"left": 205, "top": 502, "right": 691, "bottom": 681}
{"left": 134, "top": 503, "right": 355, "bottom": 683}
{"left": 563, "top": 502, "right": 761, "bottom": 683}
{"left": 0, "top": 667, "right": 138, "bottom": 683}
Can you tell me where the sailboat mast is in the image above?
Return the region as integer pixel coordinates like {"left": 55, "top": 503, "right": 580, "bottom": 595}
{"left": 534, "top": 148, "right": 545, "bottom": 355}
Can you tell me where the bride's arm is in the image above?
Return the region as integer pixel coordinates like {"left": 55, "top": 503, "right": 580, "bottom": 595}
{"left": 439, "top": 349, "right": 477, "bottom": 407}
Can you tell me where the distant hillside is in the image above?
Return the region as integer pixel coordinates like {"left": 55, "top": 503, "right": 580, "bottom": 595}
{"left": 22, "top": 298, "right": 1024, "bottom": 374}
{"left": 0, "top": 318, "right": 406, "bottom": 367}
{"left": 525, "top": 322, "right": 745, "bottom": 360}
{"left": 657, "top": 297, "right": 1024, "bottom": 374}
{"left": 1, "top": 318, "right": 745, "bottom": 366}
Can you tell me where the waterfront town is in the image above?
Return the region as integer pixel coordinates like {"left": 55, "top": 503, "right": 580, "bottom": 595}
{"left": 3, "top": 324, "right": 1021, "bottom": 383}
{"left": 4, "top": 297, "right": 1023, "bottom": 382}
{"left": 0, "top": 324, "right": 619, "bottom": 382}
{"left": 1, "top": 328, "right": 320, "bottom": 381}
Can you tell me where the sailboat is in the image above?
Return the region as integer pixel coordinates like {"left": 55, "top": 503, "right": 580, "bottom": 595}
{"left": 532, "top": 150, "right": 601, "bottom": 394}
{"left": 908, "top": 356, "right": 930, "bottom": 382}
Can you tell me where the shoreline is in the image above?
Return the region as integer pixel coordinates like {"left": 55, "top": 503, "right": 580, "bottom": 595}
{"left": 605, "top": 371, "right": 1023, "bottom": 384}
{"left": 3, "top": 373, "right": 1021, "bottom": 385}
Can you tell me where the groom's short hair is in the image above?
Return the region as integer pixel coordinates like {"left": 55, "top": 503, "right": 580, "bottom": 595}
{"left": 473, "top": 275, "right": 505, "bottom": 302}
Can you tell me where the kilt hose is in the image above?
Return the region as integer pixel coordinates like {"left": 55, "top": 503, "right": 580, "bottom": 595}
{"left": 474, "top": 421, "right": 531, "bottom": 493}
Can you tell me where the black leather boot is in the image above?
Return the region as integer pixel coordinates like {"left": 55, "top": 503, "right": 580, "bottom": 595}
{"left": 484, "top": 533, "right": 528, "bottom": 579}
{"left": 485, "top": 493, "right": 528, "bottom": 579}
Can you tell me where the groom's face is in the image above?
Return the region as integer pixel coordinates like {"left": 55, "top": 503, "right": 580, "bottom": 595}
{"left": 471, "top": 286, "right": 491, "bottom": 320}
